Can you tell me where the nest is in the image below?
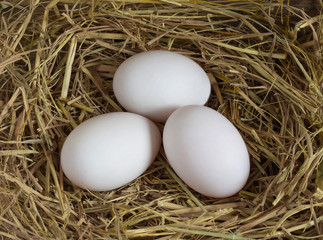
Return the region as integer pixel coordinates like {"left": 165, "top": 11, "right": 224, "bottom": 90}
{"left": 0, "top": 0, "right": 322, "bottom": 239}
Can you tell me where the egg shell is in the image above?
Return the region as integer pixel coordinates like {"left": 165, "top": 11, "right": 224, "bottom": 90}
{"left": 163, "top": 105, "right": 250, "bottom": 198}
{"left": 61, "top": 112, "right": 161, "bottom": 191}
{"left": 113, "top": 50, "right": 211, "bottom": 122}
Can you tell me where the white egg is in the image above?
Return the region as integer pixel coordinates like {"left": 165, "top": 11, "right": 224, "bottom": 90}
{"left": 61, "top": 112, "right": 161, "bottom": 191}
{"left": 163, "top": 105, "right": 250, "bottom": 198}
{"left": 113, "top": 50, "right": 211, "bottom": 123}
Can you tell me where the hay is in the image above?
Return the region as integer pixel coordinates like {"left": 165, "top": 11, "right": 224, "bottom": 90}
{"left": 0, "top": 0, "right": 322, "bottom": 239}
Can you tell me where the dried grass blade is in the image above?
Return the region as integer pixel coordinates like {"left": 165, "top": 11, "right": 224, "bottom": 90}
{"left": 56, "top": 100, "right": 78, "bottom": 128}
{"left": 61, "top": 36, "right": 77, "bottom": 99}
{"left": 165, "top": 226, "right": 254, "bottom": 240}
{"left": 0, "top": 150, "right": 38, "bottom": 156}
{"left": 209, "top": 40, "right": 287, "bottom": 59}
{"left": 0, "top": 231, "right": 17, "bottom": 239}
{"left": 59, "top": 97, "right": 94, "bottom": 113}
{"left": 0, "top": 88, "right": 20, "bottom": 125}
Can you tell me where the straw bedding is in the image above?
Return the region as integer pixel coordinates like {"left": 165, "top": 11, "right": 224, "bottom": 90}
{"left": 0, "top": 0, "right": 322, "bottom": 239}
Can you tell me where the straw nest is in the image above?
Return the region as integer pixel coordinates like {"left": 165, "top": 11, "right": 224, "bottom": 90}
{"left": 0, "top": 0, "right": 322, "bottom": 239}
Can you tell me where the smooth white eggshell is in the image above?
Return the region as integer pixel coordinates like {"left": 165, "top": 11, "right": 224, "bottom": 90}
{"left": 61, "top": 112, "right": 161, "bottom": 191}
{"left": 163, "top": 105, "right": 250, "bottom": 198}
{"left": 113, "top": 50, "right": 211, "bottom": 122}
